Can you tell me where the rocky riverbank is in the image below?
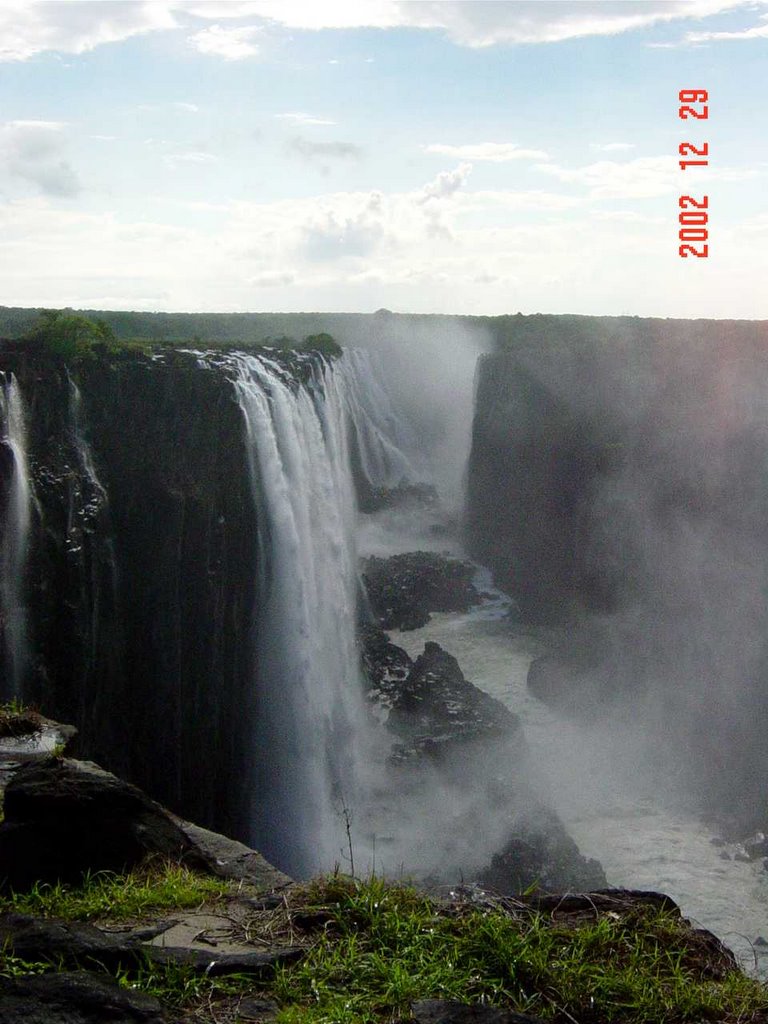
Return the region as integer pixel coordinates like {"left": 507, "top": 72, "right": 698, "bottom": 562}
{"left": 358, "top": 552, "right": 606, "bottom": 894}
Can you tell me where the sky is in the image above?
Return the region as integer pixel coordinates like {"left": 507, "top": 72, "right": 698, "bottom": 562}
{"left": 0, "top": 0, "right": 767, "bottom": 318}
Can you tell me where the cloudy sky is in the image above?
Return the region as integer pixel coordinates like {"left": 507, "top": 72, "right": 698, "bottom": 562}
{"left": 1, "top": 0, "right": 766, "bottom": 317}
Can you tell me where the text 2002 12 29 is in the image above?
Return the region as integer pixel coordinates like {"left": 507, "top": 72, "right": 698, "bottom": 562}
{"left": 679, "top": 89, "right": 708, "bottom": 258}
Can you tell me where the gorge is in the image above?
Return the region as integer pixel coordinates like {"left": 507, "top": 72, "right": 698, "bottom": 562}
{"left": 2, "top": 309, "right": 768, "bottom": 968}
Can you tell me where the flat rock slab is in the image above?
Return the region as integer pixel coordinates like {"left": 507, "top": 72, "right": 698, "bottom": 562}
{"left": 145, "top": 944, "right": 304, "bottom": 976}
{"left": 0, "top": 912, "right": 304, "bottom": 976}
{"left": 410, "top": 1000, "right": 545, "bottom": 1024}
{"left": 0, "top": 971, "right": 166, "bottom": 1024}
{"left": 145, "top": 911, "right": 255, "bottom": 954}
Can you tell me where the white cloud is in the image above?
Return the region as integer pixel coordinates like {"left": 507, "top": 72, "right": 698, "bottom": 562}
{"left": 188, "top": 23, "right": 261, "bottom": 59}
{"left": 250, "top": 270, "right": 295, "bottom": 286}
{"left": 0, "top": 0, "right": 759, "bottom": 62}
{"left": 424, "top": 142, "right": 548, "bottom": 162}
{"left": 174, "top": 102, "right": 200, "bottom": 113}
{"left": 276, "top": 112, "right": 337, "bottom": 127}
{"left": 164, "top": 150, "right": 218, "bottom": 167}
{"left": 419, "top": 162, "right": 472, "bottom": 203}
{"left": 0, "top": 120, "right": 81, "bottom": 197}
{"left": 591, "top": 142, "right": 636, "bottom": 153}
{"left": 0, "top": 0, "right": 175, "bottom": 62}
{"left": 684, "top": 12, "right": 768, "bottom": 41}
{"left": 221, "top": 0, "right": 756, "bottom": 47}
{"left": 537, "top": 155, "right": 756, "bottom": 199}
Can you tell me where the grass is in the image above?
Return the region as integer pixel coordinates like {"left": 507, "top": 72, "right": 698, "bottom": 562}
{"left": 1, "top": 860, "right": 232, "bottom": 921}
{"left": 268, "top": 875, "right": 768, "bottom": 1024}
{"left": 2, "top": 868, "right": 767, "bottom": 1023}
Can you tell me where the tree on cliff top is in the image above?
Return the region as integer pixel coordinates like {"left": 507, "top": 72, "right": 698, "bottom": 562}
{"left": 25, "top": 308, "right": 116, "bottom": 360}
{"left": 301, "top": 332, "right": 343, "bottom": 358}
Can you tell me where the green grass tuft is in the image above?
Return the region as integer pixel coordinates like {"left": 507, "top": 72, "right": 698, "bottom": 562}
{"left": 2, "top": 870, "right": 767, "bottom": 1023}
{"left": 268, "top": 876, "right": 768, "bottom": 1024}
{"left": 2, "top": 861, "right": 232, "bottom": 921}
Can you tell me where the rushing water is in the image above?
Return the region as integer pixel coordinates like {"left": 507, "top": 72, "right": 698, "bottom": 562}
{"left": 0, "top": 373, "right": 32, "bottom": 697}
{"left": 232, "top": 350, "right": 408, "bottom": 877}
{"left": 380, "top": 548, "right": 768, "bottom": 975}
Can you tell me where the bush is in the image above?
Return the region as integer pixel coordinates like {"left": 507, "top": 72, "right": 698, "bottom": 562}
{"left": 301, "top": 332, "right": 343, "bottom": 358}
{"left": 25, "top": 309, "right": 116, "bottom": 361}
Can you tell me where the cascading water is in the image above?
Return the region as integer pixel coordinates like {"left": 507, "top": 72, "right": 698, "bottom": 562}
{"left": 336, "top": 347, "right": 421, "bottom": 489}
{"left": 233, "top": 350, "right": 392, "bottom": 877}
{"left": 0, "top": 373, "right": 32, "bottom": 698}
{"left": 66, "top": 377, "right": 120, "bottom": 734}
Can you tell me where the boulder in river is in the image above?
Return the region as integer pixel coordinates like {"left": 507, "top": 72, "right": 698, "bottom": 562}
{"left": 362, "top": 551, "right": 480, "bottom": 631}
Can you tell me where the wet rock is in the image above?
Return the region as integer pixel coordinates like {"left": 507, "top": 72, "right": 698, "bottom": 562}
{"left": 0, "top": 971, "right": 166, "bottom": 1024}
{"left": 409, "top": 999, "right": 544, "bottom": 1024}
{"left": 146, "top": 944, "right": 304, "bottom": 975}
{"left": 362, "top": 551, "right": 480, "bottom": 631}
{"left": 235, "top": 996, "right": 279, "bottom": 1020}
{"left": 0, "top": 756, "right": 289, "bottom": 891}
{"left": 387, "top": 642, "right": 522, "bottom": 765}
{"left": 0, "top": 914, "right": 139, "bottom": 970}
{"left": 477, "top": 807, "right": 607, "bottom": 894}
{"left": 0, "top": 911, "right": 303, "bottom": 977}
{"left": 360, "top": 624, "right": 413, "bottom": 711}
{"left": 357, "top": 481, "right": 439, "bottom": 515}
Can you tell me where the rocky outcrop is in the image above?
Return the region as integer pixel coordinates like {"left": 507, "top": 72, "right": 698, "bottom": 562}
{"left": 0, "top": 972, "right": 167, "bottom": 1024}
{"left": 0, "top": 756, "right": 290, "bottom": 891}
{"left": 387, "top": 641, "right": 522, "bottom": 764}
{"left": 477, "top": 807, "right": 607, "bottom": 893}
{"left": 363, "top": 551, "right": 480, "bottom": 631}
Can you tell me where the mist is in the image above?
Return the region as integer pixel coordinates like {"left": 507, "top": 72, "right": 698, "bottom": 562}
{"left": 502, "top": 318, "right": 768, "bottom": 829}
{"left": 334, "top": 312, "right": 492, "bottom": 513}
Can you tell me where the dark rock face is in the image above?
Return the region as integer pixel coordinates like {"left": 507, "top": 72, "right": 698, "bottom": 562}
{"left": 465, "top": 325, "right": 768, "bottom": 830}
{"left": 387, "top": 642, "right": 522, "bottom": 763}
{"left": 477, "top": 807, "right": 607, "bottom": 893}
{"left": 359, "top": 623, "right": 413, "bottom": 710}
{"left": 466, "top": 357, "right": 617, "bottom": 623}
{"left": 0, "top": 972, "right": 166, "bottom": 1024}
{"left": 0, "top": 345, "right": 259, "bottom": 839}
{"left": 0, "top": 756, "right": 290, "bottom": 891}
{"left": 0, "top": 914, "right": 139, "bottom": 971}
{"left": 363, "top": 551, "right": 480, "bottom": 631}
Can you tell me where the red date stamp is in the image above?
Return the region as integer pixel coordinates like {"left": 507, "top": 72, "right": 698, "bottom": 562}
{"left": 678, "top": 89, "right": 709, "bottom": 258}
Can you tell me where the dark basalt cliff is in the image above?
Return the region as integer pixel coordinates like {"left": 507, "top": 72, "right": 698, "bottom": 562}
{"left": 0, "top": 344, "right": 259, "bottom": 838}
{"left": 465, "top": 320, "right": 768, "bottom": 828}
{"left": 466, "top": 355, "right": 619, "bottom": 622}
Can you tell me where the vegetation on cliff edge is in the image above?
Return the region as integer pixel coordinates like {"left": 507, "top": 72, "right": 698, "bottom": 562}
{"left": 1, "top": 866, "right": 767, "bottom": 1024}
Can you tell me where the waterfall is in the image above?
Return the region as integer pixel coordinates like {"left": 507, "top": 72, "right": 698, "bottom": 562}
{"left": 67, "top": 377, "right": 119, "bottom": 724}
{"left": 336, "top": 347, "right": 421, "bottom": 490}
{"left": 233, "top": 350, "right": 379, "bottom": 876}
{"left": 0, "top": 373, "right": 32, "bottom": 698}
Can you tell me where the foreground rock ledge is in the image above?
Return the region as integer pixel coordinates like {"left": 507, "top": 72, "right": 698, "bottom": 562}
{"left": 0, "top": 756, "right": 290, "bottom": 892}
